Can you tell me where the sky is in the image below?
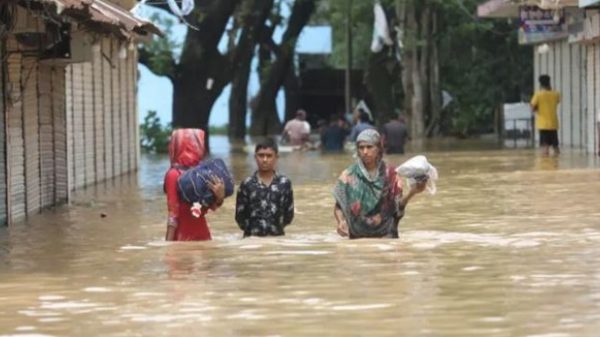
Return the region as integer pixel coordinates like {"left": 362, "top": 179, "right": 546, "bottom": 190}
{"left": 136, "top": 4, "right": 332, "bottom": 127}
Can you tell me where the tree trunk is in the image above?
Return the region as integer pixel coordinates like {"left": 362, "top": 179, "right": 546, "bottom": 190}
{"left": 171, "top": 0, "right": 239, "bottom": 152}
{"left": 284, "top": 64, "right": 300, "bottom": 123}
{"left": 419, "top": 2, "right": 431, "bottom": 131}
{"left": 228, "top": 0, "right": 274, "bottom": 140}
{"left": 250, "top": 0, "right": 316, "bottom": 136}
{"left": 407, "top": 0, "right": 424, "bottom": 138}
{"left": 397, "top": 0, "right": 414, "bottom": 125}
{"left": 365, "top": 50, "right": 396, "bottom": 126}
{"left": 425, "top": 7, "right": 441, "bottom": 137}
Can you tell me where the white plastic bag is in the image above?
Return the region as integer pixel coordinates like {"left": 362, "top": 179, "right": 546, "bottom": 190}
{"left": 395, "top": 155, "right": 438, "bottom": 195}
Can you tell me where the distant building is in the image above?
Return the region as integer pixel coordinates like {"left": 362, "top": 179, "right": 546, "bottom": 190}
{"left": 478, "top": 0, "right": 598, "bottom": 155}
{"left": 296, "top": 53, "right": 367, "bottom": 126}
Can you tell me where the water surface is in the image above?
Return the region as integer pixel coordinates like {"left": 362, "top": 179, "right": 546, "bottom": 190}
{"left": 1, "top": 137, "right": 600, "bottom": 336}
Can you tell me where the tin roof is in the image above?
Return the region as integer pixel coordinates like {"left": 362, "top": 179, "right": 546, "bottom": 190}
{"left": 34, "top": 0, "right": 162, "bottom": 39}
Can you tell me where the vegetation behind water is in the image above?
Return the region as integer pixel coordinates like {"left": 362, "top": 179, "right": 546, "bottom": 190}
{"left": 140, "top": 111, "right": 228, "bottom": 153}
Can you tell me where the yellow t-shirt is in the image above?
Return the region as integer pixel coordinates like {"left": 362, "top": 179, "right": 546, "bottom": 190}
{"left": 530, "top": 89, "right": 560, "bottom": 130}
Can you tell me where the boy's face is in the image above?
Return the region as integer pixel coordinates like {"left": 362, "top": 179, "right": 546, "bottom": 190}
{"left": 255, "top": 147, "right": 278, "bottom": 172}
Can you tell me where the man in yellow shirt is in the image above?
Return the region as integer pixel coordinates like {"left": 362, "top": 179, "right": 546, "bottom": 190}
{"left": 530, "top": 74, "right": 560, "bottom": 156}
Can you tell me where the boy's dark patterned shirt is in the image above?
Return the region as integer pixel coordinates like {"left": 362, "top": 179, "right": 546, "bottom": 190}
{"left": 235, "top": 172, "right": 294, "bottom": 237}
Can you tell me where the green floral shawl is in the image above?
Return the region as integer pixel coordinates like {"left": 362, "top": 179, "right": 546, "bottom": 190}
{"left": 333, "top": 159, "right": 403, "bottom": 238}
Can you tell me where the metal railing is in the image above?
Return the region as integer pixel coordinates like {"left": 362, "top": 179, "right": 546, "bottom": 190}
{"left": 504, "top": 117, "right": 534, "bottom": 148}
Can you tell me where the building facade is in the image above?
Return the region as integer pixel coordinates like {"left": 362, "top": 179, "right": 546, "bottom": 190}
{"left": 479, "top": 0, "right": 599, "bottom": 155}
{"left": 0, "top": 0, "right": 160, "bottom": 225}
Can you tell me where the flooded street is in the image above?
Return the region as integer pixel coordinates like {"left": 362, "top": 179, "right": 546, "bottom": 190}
{"left": 1, "top": 137, "right": 600, "bottom": 337}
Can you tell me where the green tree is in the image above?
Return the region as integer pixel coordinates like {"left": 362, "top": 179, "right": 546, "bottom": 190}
{"left": 323, "top": 0, "right": 532, "bottom": 138}
{"left": 437, "top": 0, "right": 532, "bottom": 136}
{"left": 140, "top": 111, "right": 172, "bottom": 154}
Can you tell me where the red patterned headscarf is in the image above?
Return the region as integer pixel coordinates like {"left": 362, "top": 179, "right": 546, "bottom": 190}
{"left": 168, "top": 129, "right": 206, "bottom": 169}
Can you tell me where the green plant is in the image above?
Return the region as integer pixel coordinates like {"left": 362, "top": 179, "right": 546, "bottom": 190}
{"left": 140, "top": 110, "right": 172, "bottom": 153}
{"left": 209, "top": 124, "right": 229, "bottom": 135}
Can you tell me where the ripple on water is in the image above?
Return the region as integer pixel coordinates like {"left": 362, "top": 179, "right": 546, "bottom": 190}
{"left": 264, "top": 250, "right": 330, "bottom": 256}
{"left": 83, "top": 287, "right": 112, "bottom": 293}
{"left": 40, "top": 301, "right": 98, "bottom": 310}
{"left": 226, "top": 311, "right": 267, "bottom": 320}
{"left": 119, "top": 245, "right": 147, "bottom": 251}
{"left": 405, "top": 230, "right": 548, "bottom": 248}
{"left": 123, "top": 313, "right": 212, "bottom": 323}
{"left": 331, "top": 303, "right": 394, "bottom": 311}
{"left": 37, "top": 295, "right": 65, "bottom": 301}
{"left": 1, "top": 334, "right": 55, "bottom": 337}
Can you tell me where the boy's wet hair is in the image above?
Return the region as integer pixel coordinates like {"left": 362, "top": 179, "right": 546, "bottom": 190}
{"left": 255, "top": 137, "right": 279, "bottom": 154}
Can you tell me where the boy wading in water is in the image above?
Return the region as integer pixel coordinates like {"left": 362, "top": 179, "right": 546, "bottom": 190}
{"left": 235, "top": 138, "right": 295, "bottom": 237}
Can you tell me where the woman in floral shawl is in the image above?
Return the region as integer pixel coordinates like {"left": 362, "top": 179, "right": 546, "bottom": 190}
{"left": 333, "top": 129, "right": 426, "bottom": 238}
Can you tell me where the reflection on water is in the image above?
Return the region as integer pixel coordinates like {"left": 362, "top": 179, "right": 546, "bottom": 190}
{"left": 1, "top": 136, "right": 600, "bottom": 336}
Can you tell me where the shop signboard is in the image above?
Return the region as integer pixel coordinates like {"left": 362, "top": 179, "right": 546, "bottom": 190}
{"left": 580, "top": 0, "right": 600, "bottom": 7}
{"left": 519, "top": 5, "right": 568, "bottom": 44}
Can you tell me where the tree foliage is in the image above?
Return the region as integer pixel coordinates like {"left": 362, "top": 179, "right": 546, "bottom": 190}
{"left": 138, "top": 0, "right": 318, "bottom": 143}
{"left": 140, "top": 110, "right": 172, "bottom": 153}
{"left": 437, "top": 0, "right": 532, "bottom": 136}
{"left": 323, "top": 0, "right": 532, "bottom": 137}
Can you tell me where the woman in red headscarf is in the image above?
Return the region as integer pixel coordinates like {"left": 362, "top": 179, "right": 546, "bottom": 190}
{"left": 164, "top": 129, "right": 225, "bottom": 241}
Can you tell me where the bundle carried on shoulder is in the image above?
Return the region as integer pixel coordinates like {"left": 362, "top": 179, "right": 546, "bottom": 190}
{"left": 395, "top": 155, "right": 438, "bottom": 195}
{"left": 177, "top": 158, "right": 235, "bottom": 207}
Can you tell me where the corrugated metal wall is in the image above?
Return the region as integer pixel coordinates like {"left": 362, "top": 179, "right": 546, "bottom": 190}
{"left": 64, "top": 35, "right": 139, "bottom": 192}
{"left": 38, "top": 64, "right": 54, "bottom": 208}
{"left": 111, "top": 39, "right": 122, "bottom": 179}
{"left": 93, "top": 39, "right": 105, "bottom": 184}
{"left": 591, "top": 44, "right": 600, "bottom": 154}
{"left": 6, "top": 39, "right": 26, "bottom": 222}
{"left": 23, "top": 56, "right": 41, "bottom": 215}
{"left": 52, "top": 67, "right": 68, "bottom": 205}
{"left": 0, "top": 41, "right": 6, "bottom": 225}
{"left": 38, "top": 64, "right": 68, "bottom": 209}
{"left": 4, "top": 35, "right": 71, "bottom": 224}
{"left": 2, "top": 30, "right": 139, "bottom": 224}
{"left": 533, "top": 40, "right": 592, "bottom": 152}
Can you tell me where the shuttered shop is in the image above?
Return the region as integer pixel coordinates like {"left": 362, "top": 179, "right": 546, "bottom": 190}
{"left": 0, "top": 43, "right": 6, "bottom": 225}
{"left": 533, "top": 40, "right": 589, "bottom": 151}
{"left": 65, "top": 36, "right": 139, "bottom": 191}
{"left": 1, "top": 2, "right": 153, "bottom": 225}
{"left": 6, "top": 41, "right": 26, "bottom": 222}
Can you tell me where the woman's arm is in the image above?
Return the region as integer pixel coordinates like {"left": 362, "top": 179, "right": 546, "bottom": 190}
{"left": 334, "top": 203, "right": 349, "bottom": 237}
{"left": 164, "top": 169, "right": 180, "bottom": 241}
{"left": 207, "top": 175, "right": 225, "bottom": 210}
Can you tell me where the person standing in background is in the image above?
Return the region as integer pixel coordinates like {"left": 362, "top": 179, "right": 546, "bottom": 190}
{"left": 283, "top": 109, "right": 311, "bottom": 147}
{"left": 381, "top": 114, "right": 409, "bottom": 154}
{"left": 349, "top": 110, "right": 375, "bottom": 142}
{"left": 530, "top": 74, "right": 560, "bottom": 156}
{"left": 321, "top": 115, "right": 349, "bottom": 152}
